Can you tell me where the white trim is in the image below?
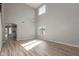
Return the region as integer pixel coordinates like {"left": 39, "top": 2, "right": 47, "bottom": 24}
{"left": 17, "top": 37, "right": 35, "bottom": 41}
{"left": 45, "top": 39, "right": 79, "bottom": 48}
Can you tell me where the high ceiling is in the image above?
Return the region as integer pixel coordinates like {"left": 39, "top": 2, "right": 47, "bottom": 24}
{"left": 27, "top": 3, "right": 42, "bottom": 8}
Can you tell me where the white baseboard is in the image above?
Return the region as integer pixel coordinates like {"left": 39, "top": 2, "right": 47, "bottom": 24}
{"left": 17, "top": 38, "right": 35, "bottom": 41}
{"left": 45, "top": 39, "right": 79, "bottom": 48}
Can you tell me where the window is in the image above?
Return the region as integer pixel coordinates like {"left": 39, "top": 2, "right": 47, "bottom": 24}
{"left": 38, "top": 5, "right": 46, "bottom": 16}
{"left": 9, "top": 27, "right": 12, "bottom": 34}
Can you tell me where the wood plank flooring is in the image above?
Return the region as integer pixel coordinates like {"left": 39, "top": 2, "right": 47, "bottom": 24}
{"left": 0, "top": 39, "right": 79, "bottom": 56}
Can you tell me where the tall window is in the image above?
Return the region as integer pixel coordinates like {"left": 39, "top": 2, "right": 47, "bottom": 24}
{"left": 38, "top": 5, "right": 46, "bottom": 16}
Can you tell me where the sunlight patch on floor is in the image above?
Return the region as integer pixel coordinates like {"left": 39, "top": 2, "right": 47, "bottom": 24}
{"left": 21, "top": 40, "right": 42, "bottom": 51}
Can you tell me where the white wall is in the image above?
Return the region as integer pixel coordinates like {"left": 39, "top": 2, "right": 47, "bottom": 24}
{"left": 4, "top": 3, "right": 35, "bottom": 40}
{"left": 0, "top": 12, "right": 2, "bottom": 50}
{"left": 37, "top": 3, "right": 79, "bottom": 47}
{"left": 2, "top": 4, "right": 5, "bottom": 42}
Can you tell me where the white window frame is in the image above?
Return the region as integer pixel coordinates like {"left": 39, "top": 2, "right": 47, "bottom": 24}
{"left": 38, "top": 4, "right": 46, "bottom": 16}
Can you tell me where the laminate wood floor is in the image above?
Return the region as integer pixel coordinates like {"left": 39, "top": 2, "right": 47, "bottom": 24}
{"left": 0, "top": 39, "right": 79, "bottom": 56}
